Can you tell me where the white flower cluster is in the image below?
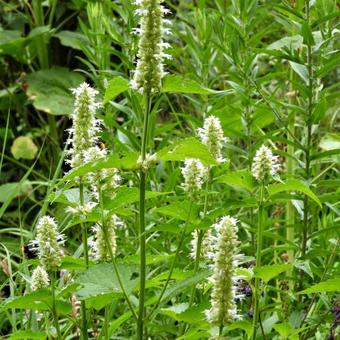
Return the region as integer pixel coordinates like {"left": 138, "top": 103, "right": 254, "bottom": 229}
{"left": 206, "top": 216, "right": 242, "bottom": 325}
{"left": 181, "top": 158, "right": 207, "bottom": 195}
{"left": 84, "top": 146, "right": 121, "bottom": 198}
{"left": 67, "top": 82, "right": 101, "bottom": 168}
{"left": 251, "top": 144, "right": 280, "bottom": 182}
{"left": 31, "top": 265, "right": 50, "bottom": 291}
{"left": 35, "top": 216, "right": 64, "bottom": 272}
{"left": 90, "top": 214, "right": 124, "bottom": 262}
{"left": 131, "top": 0, "right": 171, "bottom": 94}
{"left": 189, "top": 229, "right": 212, "bottom": 260}
{"left": 197, "top": 116, "right": 227, "bottom": 163}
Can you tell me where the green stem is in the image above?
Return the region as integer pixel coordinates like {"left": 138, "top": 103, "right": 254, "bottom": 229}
{"left": 98, "top": 190, "right": 138, "bottom": 321}
{"left": 147, "top": 200, "right": 194, "bottom": 322}
{"left": 50, "top": 272, "right": 62, "bottom": 340}
{"left": 79, "top": 181, "right": 88, "bottom": 340}
{"left": 137, "top": 93, "right": 152, "bottom": 339}
{"left": 252, "top": 184, "right": 265, "bottom": 340}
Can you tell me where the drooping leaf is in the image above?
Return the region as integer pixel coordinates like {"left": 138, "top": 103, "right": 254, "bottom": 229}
{"left": 54, "top": 30, "right": 89, "bottom": 50}
{"left": 268, "top": 179, "right": 321, "bottom": 207}
{"left": 288, "top": 61, "right": 309, "bottom": 84}
{"left": 25, "top": 67, "right": 85, "bottom": 115}
{"left": 297, "top": 278, "right": 340, "bottom": 295}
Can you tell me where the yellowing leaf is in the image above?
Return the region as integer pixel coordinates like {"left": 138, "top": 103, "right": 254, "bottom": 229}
{"left": 11, "top": 136, "right": 38, "bottom": 160}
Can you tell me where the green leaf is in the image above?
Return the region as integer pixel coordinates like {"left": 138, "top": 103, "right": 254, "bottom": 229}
{"left": 11, "top": 136, "right": 38, "bottom": 160}
{"left": 54, "top": 30, "right": 89, "bottom": 50}
{"left": 273, "top": 322, "right": 294, "bottom": 339}
{"left": 301, "top": 22, "right": 315, "bottom": 46}
{"left": 160, "top": 302, "right": 208, "bottom": 324}
{"left": 154, "top": 200, "right": 197, "bottom": 224}
{"left": 61, "top": 256, "right": 88, "bottom": 271}
{"left": 297, "top": 277, "right": 340, "bottom": 295}
{"left": 288, "top": 61, "right": 309, "bottom": 84}
{"left": 2, "top": 289, "right": 71, "bottom": 314}
{"left": 218, "top": 171, "right": 254, "bottom": 192}
{"left": 8, "top": 331, "right": 46, "bottom": 340}
{"left": 268, "top": 179, "right": 321, "bottom": 207}
{"left": 319, "top": 133, "right": 340, "bottom": 151}
{"left": 25, "top": 67, "right": 85, "bottom": 115}
{"left": 60, "top": 152, "right": 139, "bottom": 183}
{"left": 254, "top": 264, "right": 292, "bottom": 283}
{"left": 162, "top": 75, "right": 224, "bottom": 95}
{"left": 157, "top": 138, "right": 217, "bottom": 166}
{"left": 227, "top": 320, "right": 253, "bottom": 338}
{"left": 268, "top": 35, "right": 303, "bottom": 51}
{"left": 75, "top": 263, "right": 138, "bottom": 303}
{"left": 0, "top": 181, "right": 32, "bottom": 203}
{"left": 103, "top": 76, "right": 130, "bottom": 104}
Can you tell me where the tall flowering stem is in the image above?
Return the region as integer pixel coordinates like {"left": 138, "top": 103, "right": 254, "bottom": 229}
{"left": 251, "top": 144, "right": 280, "bottom": 338}
{"left": 132, "top": 0, "right": 169, "bottom": 337}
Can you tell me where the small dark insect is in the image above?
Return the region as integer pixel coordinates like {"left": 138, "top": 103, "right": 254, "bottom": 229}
{"left": 22, "top": 243, "right": 39, "bottom": 259}
{"left": 98, "top": 142, "right": 105, "bottom": 151}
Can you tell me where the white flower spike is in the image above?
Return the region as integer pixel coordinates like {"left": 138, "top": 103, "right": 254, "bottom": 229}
{"left": 31, "top": 266, "right": 50, "bottom": 291}
{"left": 251, "top": 144, "right": 280, "bottom": 182}
{"left": 181, "top": 158, "right": 207, "bottom": 195}
{"left": 131, "top": 0, "right": 171, "bottom": 94}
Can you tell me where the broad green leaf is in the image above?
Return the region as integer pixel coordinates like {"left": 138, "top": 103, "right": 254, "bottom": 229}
{"left": 289, "top": 61, "right": 308, "bottom": 84}
{"left": 273, "top": 322, "right": 294, "bottom": 339}
{"left": 11, "top": 136, "right": 38, "bottom": 160}
{"left": 218, "top": 171, "right": 254, "bottom": 192}
{"left": 157, "top": 138, "right": 217, "bottom": 166}
{"left": 75, "top": 263, "right": 138, "bottom": 302}
{"left": 268, "top": 179, "right": 321, "bottom": 207}
{"left": 25, "top": 67, "right": 85, "bottom": 115}
{"left": 61, "top": 256, "right": 88, "bottom": 271}
{"left": 103, "top": 77, "right": 130, "bottom": 104}
{"left": 254, "top": 264, "right": 292, "bottom": 283}
{"left": 60, "top": 152, "right": 139, "bottom": 183}
{"left": 297, "top": 277, "right": 340, "bottom": 295}
{"left": 154, "top": 200, "right": 197, "bottom": 223}
{"left": 54, "top": 30, "right": 89, "bottom": 50}
{"left": 2, "top": 289, "right": 71, "bottom": 314}
{"left": 162, "top": 75, "right": 224, "bottom": 95}
{"left": 8, "top": 331, "right": 46, "bottom": 340}
{"left": 227, "top": 320, "right": 253, "bottom": 338}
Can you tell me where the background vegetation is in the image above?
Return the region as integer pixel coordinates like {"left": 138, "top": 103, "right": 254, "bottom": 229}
{"left": 0, "top": 0, "right": 339, "bottom": 339}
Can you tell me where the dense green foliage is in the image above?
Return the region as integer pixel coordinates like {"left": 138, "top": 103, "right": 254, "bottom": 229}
{"left": 0, "top": 0, "right": 339, "bottom": 339}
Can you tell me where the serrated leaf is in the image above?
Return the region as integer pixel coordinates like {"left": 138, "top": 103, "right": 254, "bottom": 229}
{"left": 227, "top": 320, "right": 253, "bottom": 338}
{"left": 254, "top": 264, "right": 292, "bottom": 283}
{"left": 268, "top": 179, "right": 321, "bottom": 207}
{"left": 154, "top": 200, "right": 197, "bottom": 223}
{"left": 273, "top": 322, "right": 294, "bottom": 339}
{"left": 103, "top": 76, "right": 130, "bottom": 104}
{"left": 297, "top": 277, "right": 340, "bottom": 295}
{"left": 11, "top": 136, "right": 38, "bottom": 160}
{"left": 157, "top": 138, "right": 217, "bottom": 166}
{"left": 218, "top": 171, "right": 254, "bottom": 192}
{"left": 75, "top": 263, "right": 138, "bottom": 302}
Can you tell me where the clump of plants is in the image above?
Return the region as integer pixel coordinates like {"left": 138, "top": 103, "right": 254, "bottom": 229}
{"left": 0, "top": 0, "right": 339, "bottom": 339}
